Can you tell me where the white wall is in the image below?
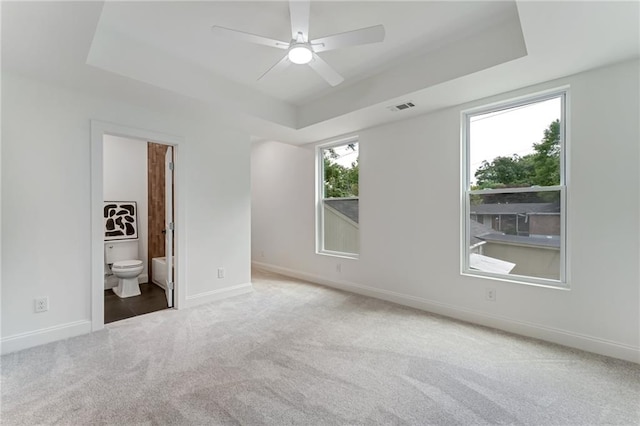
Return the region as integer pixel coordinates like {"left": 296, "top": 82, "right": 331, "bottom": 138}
{"left": 103, "top": 135, "right": 148, "bottom": 287}
{"left": 1, "top": 72, "right": 252, "bottom": 353}
{"left": 252, "top": 59, "right": 640, "bottom": 362}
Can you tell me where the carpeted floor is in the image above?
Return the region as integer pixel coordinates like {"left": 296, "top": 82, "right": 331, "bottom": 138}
{"left": 2, "top": 268, "right": 639, "bottom": 425}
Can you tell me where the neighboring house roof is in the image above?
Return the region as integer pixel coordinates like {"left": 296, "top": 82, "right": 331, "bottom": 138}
{"left": 477, "top": 233, "right": 561, "bottom": 248}
{"left": 325, "top": 199, "right": 359, "bottom": 224}
{"left": 470, "top": 202, "right": 560, "bottom": 215}
{"left": 470, "top": 219, "right": 495, "bottom": 246}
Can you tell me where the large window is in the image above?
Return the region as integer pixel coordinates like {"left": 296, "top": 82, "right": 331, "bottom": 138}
{"left": 462, "top": 90, "right": 567, "bottom": 286}
{"left": 317, "top": 140, "right": 359, "bottom": 257}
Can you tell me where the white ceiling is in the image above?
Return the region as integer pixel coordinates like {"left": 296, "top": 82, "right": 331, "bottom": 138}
{"left": 2, "top": 1, "right": 639, "bottom": 145}
{"left": 94, "top": 1, "right": 515, "bottom": 105}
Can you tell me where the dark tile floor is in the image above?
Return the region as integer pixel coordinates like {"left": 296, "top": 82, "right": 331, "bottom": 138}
{"left": 104, "top": 283, "right": 169, "bottom": 324}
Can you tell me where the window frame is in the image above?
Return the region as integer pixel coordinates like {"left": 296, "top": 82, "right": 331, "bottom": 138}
{"left": 316, "top": 137, "right": 360, "bottom": 259}
{"left": 461, "top": 88, "right": 569, "bottom": 288}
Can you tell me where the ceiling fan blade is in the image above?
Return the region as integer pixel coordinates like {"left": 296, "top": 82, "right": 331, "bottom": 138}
{"left": 311, "top": 24, "right": 385, "bottom": 53}
{"left": 211, "top": 26, "right": 289, "bottom": 50}
{"left": 289, "top": 0, "right": 310, "bottom": 41}
{"left": 258, "top": 54, "right": 290, "bottom": 81}
{"left": 308, "top": 53, "right": 344, "bottom": 86}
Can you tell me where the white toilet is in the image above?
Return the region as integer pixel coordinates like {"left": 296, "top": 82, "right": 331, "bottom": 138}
{"left": 105, "top": 240, "right": 143, "bottom": 298}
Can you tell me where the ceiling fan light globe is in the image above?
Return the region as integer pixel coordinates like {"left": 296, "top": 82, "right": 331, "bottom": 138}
{"left": 288, "top": 46, "right": 312, "bottom": 64}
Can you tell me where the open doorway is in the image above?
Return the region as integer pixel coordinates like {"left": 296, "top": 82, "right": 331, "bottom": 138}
{"left": 91, "top": 121, "right": 182, "bottom": 331}
{"left": 102, "top": 137, "right": 175, "bottom": 323}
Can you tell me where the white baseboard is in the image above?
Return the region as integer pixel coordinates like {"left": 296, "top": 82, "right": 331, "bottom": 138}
{"left": 1, "top": 320, "right": 92, "bottom": 355}
{"left": 252, "top": 261, "right": 640, "bottom": 364}
{"left": 183, "top": 282, "right": 253, "bottom": 309}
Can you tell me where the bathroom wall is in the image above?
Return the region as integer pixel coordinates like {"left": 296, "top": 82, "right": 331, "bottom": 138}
{"left": 103, "top": 135, "right": 149, "bottom": 287}
{"left": 147, "top": 142, "right": 169, "bottom": 284}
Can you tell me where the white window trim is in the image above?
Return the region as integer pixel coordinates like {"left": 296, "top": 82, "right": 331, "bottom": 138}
{"left": 461, "top": 88, "right": 569, "bottom": 288}
{"left": 316, "top": 137, "right": 360, "bottom": 259}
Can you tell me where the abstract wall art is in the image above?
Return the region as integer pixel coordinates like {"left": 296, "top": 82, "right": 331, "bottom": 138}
{"left": 104, "top": 201, "right": 138, "bottom": 240}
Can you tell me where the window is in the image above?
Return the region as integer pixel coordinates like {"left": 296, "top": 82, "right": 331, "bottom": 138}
{"left": 462, "top": 90, "right": 567, "bottom": 286}
{"left": 317, "top": 140, "right": 359, "bottom": 257}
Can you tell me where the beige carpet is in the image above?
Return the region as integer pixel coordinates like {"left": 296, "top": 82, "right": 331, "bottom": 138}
{"left": 2, "top": 268, "right": 639, "bottom": 425}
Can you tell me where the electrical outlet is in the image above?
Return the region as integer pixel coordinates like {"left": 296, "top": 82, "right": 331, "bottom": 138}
{"left": 485, "top": 288, "right": 496, "bottom": 302}
{"left": 260, "top": 251, "right": 265, "bottom": 258}
{"left": 217, "top": 267, "right": 225, "bottom": 279}
{"left": 35, "top": 297, "right": 49, "bottom": 313}
{"left": 336, "top": 263, "right": 342, "bottom": 273}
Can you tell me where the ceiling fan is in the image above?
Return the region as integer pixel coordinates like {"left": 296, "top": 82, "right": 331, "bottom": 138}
{"left": 211, "top": 0, "right": 385, "bottom": 87}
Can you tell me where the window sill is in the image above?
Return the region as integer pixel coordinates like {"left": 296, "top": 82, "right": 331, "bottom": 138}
{"left": 461, "top": 270, "right": 569, "bottom": 290}
{"left": 316, "top": 250, "right": 359, "bottom": 260}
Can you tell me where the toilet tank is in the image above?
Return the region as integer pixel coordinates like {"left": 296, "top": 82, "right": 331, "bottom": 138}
{"left": 105, "top": 239, "right": 139, "bottom": 264}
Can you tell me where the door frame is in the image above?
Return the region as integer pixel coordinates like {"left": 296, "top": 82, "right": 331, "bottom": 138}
{"left": 90, "top": 120, "right": 184, "bottom": 332}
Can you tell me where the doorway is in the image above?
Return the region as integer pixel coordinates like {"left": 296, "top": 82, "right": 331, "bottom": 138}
{"left": 91, "top": 121, "right": 182, "bottom": 331}
{"left": 102, "top": 138, "right": 175, "bottom": 323}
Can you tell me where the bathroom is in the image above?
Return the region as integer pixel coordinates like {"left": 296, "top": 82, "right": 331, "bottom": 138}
{"left": 103, "top": 135, "right": 174, "bottom": 323}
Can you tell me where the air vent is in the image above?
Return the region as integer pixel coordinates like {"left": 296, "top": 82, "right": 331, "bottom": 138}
{"left": 387, "top": 101, "right": 416, "bottom": 112}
